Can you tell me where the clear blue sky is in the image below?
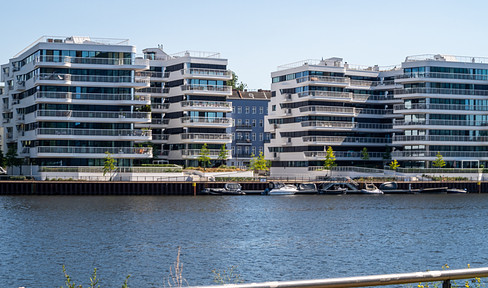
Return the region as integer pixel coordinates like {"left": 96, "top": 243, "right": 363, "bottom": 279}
{"left": 2, "top": 0, "right": 488, "bottom": 89}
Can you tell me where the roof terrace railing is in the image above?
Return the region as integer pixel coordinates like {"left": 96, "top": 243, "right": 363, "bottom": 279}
{"left": 188, "top": 267, "right": 488, "bottom": 288}
{"left": 13, "top": 36, "right": 130, "bottom": 58}
{"left": 170, "top": 50, "right": 221, "bottom": 58}
{"left": 405, "top": 54, "right": 488, "bottom": 64}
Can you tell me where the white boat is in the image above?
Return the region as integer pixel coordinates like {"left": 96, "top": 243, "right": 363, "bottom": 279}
{"left": 447, "top": 188, "right": 468, "bottom": 194}
{"left": 265, "top": 182, "right": 298, "bottom": 195}
{"left": 361, "top": 183, "right": 384, "bottom": 194}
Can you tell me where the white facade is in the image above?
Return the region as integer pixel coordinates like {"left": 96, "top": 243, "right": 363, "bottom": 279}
{"left": 267, "top": 54, "right": 488, "bottom": 176}
{"left": 0, "top": 36, "right": 152, "bottom": 168}
{"left": 392, "top": 54, "right": 488, "bottom": 168}
{"left": 266, "top": 58, "right": 402, "bottom": 177}
{"left": 137, "top": 48, "right": 233, "bottom": 166}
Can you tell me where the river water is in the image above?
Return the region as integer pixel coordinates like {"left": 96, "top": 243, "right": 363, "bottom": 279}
{"left": 1, "top": 194, "right": 488, "bottom": 288}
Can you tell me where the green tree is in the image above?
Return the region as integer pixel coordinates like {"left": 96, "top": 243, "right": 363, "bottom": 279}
{"left": 323, "top": 146, "right": 337, "bottom": 169}
{"left": 0, "top": 149, "right": 7, "bottom": 168}
{"left": 389, "top": 159, "right": 400, "bottom": 170}
{"left": 6, "top": 147, "right": 23, "bottom": 175}
{"left": 198, "top": 143, "right": 211, "bottom": 171}
{"left": 432, "top": 151, "right": 446, "bottom": 168}
{"left": 217, "top": 145, "right": 229, "bottom": 166}
{"left": 249, "top": 152, "right": 268, "bottom": 174}
{"left": 227, "top": 71, "right": 247, "bottom": 91}
{"left": 103, "top": 152, "right": 117, "bottom": 181}
{"left": 361, "top": 147, "right": 370, "bottom": 161}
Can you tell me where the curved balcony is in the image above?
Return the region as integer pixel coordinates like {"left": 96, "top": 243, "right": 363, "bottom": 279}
{"left": 299, "top": 120, "right": 394, "bottom": 131}
{"left": 393, "top": 119, "right": 488, "bottom": 130}
{"left": 296, "top": 75, "right": 349, "bottom": 87}
{"left": 135, "top": 71, "right": 168, "bottom": 81}
{"left": 396, "top": 72, "right": 488, "bottom": 84}
{"left": 34, "top": 73, "right": 150, "bottom": 88}
{"left": 181, "top": 116, "right": 232, "bottom": 128}
{"left": 33, "top": 128, "right": 151, "bottom": 141}
{"left": 181, "top": 133, "right": 232, "bottom": 143}
{"left": 33, "top": 55, "right": 148, "bottom": 69}
{"left": 394, "top": 103, "right": 488, "bottom": 114}
{"left": 393, "top": 135, "right": 488, "bottom": 145}
{"left": 181, "top": 84, "right": 232, "bottom": 95}
{"left": 34, "top": 91, "right": 150, "bottom": 105}
{"left": 35, "top": 110, "right": 151, "bottom": 123}
{"left": 394, "top": 88, "right": 488, "bottom": 98}
{"left": 301, "top": 120, "right": 356, "bottom": 129}
{"left": 181, "top": 68, "right": 232, "bottom": 80}
{"left": 297, "top": 91, "right": 396, "bottom": 103}
{"left": 392, "top": 150, "right": 488, "bottom": 160}
{"left": 304, "top": 151, "right": 384, "bottom": 160}
{"left": 349, "top": 79, "right": 376, "bottom": 88}
{"left": 181, "top": 100, "right": 232, "bottom": 112}
{"left": 298, "top": 105, "right": 356, "bottom": 116}
{"left": 137, "top": 87, "right": 168, "bottom": 97}
{"left": 302, "top": 136, "right": 392, "bottom": 146}
{"left": 31, "top": 146, "right": 152, "bottom": 158}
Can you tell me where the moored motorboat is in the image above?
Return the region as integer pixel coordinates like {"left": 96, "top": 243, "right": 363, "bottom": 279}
{"left": 265, "top": 182, "right": 298, "bottom": 195}
{"left": 447, "top": 188, "right": 468, "bottom": 194}
{"left": 201, "top": 183, "right": 245, "bottom": 195}
{"left": 297, "top": 183, "right": 318, "bottom": 194}
{"left": 360, "top": 183, "right": 384, "bottom": 194}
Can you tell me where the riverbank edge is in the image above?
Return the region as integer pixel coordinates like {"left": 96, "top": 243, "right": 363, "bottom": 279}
{"left": 0, "top": 181, "right": 485, "bottom": 195}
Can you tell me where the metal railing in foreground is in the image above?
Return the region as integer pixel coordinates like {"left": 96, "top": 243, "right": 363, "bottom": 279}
{"left": 188, "top": 267, "right": 488, "bottom": 288}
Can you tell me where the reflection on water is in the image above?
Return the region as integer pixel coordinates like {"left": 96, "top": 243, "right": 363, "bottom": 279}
{"left": 1, "top": 194, "right": 488, "bottom": 287}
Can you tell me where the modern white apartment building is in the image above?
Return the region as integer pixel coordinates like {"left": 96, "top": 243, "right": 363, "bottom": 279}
{"left": 393, "top": 54, "right": 488, "bottom": 168}
{"left": 0, "top": 36, "right": 153, "bottom": 168}
{"left": 266, "top": 57, "right": 402, "bottom": 177}
{"left": 138, "top": 48, "right": 233, "bottom": 167}
{"left": 267, "top": 54, "right": 488, "bottom": 176}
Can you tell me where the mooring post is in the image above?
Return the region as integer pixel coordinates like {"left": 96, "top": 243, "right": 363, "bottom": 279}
{"left": 193, "top": 182, "right": 196, "bottom": 196}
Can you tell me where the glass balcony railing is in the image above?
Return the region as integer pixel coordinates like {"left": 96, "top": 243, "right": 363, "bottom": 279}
{"left": 304, "top": 151, "right": 384, "bottom": 158}
{"left": 181, "top": 133, "right": 232, "bottom": 141}
{"left": 393, "top": 119, "right": 488, "bottom": 127}
{"left": 36, "top": 110, "right": 151, "bottom": 119}
{"left": 182, "top": 68, "right": 232, "bottom": 78}
{"left": 181, "top": 100, "right": 232, "bottom": 109}
{"left": 35, "top": 146, "right": 152, "bottom": 155}
{"left": 35, "top": 55, "right": 134, "bottom": 66}
{"left": 396, "top": 72, "right": 488, "bottom": 81}
{"left": 34, "top": 91, "right": 150, "bottom": 102}
{"left": 35, "top": 73, "right": 150, "bottom": 84}
{"left": 394, "top": 103, "right": 488, "bottom": 111}
{"left": 395, "top": 87, "right": 488, "bottom": 96}
{"left": 303, "top": 136, "right": 392, "bottom": 144}
{"left": 392, "top": 151, "right": 488, "bottom": 158}
{"left": 301, "top": 121, "right": 357, "bottom": 128}
{"left": 181, "top": 116, "right": 231, "bottom": 125}
{"left": 393, "top": 135, "right": 488, "bottom": 142}
{"left": 36, "top": 128, "right": 151, "bottom": 137}
{"left": 181, "top": 84, "right": 232, "bottom": 93}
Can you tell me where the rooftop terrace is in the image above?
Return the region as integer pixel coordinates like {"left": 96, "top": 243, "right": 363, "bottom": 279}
{"left": 276, "top": 58, "right": 400, "bottom": 72}
{"left": 405, "top": 54, "right": 488, "bottom": 64}
{"left": 13, "top": 36, "right": 130, "bottom": 58}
